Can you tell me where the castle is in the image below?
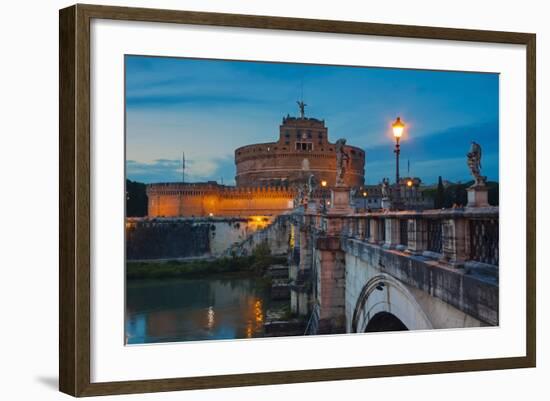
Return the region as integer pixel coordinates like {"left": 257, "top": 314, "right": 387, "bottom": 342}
{"left": 235, "top": 113, "right": 364, "bottom": 188}
{"left": 146, "top": 107, "right": 365, "bottom": 217}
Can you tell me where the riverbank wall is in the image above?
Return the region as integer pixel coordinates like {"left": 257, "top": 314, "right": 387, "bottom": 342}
{"left": 126, "top": 217, "right": 273, "bottom": 260}
{"left": 224, "top": 213, "right": 292, "bottom": 257}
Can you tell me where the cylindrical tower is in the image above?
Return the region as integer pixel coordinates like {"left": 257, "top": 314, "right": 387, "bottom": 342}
{"left": 235, "top": 115, "right": 365, "bottom": 187}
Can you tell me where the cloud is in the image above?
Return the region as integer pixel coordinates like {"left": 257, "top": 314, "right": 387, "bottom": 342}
{"left": 126, "top": 155, "right": 237, "bottom": 185}
{"left": 126, "top": 159, "right": 181, "bottom": 183}
{"left": 125, "top": 55, "right": 499, "bottom": 185}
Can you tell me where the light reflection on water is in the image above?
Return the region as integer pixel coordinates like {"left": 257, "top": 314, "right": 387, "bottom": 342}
{"left": 125, "top": 277, "right": 268, "bottom": 344}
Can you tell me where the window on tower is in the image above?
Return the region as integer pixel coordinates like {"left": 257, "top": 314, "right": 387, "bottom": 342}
{"left": 296, "top": 142, "right": 313, "bottom": 151}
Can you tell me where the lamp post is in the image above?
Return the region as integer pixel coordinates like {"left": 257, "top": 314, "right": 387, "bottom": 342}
{"left": 362, "top": 190, "right": 368, "bottom": 211}
{"left": 321, "top": 180, "right": 328, "bottom": 213}
{"left": 392, "top": 117, "right": 405, "bottom": 209}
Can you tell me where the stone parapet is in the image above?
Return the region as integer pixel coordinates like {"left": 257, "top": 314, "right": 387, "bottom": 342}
{"left": 342, "top": 238, "right": 498, "bottom": 326}
{"left": 320, "top": 207, "right": 499, "bottom": 268}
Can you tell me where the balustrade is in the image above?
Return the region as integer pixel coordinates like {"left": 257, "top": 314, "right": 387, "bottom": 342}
{"left": 469, "top": 218, "right": 499, "bottom": 265}
{"left": 378, "top": 218, "right": 386, "bottom": 243}
{"left": 427, "top": 219, "right": 443, "bottom": 253}
{"left": 399, "top": 219, "right": 408, "bottom": 246}
{"left": 320, "top": 208, "right": 498, "bottom": 267}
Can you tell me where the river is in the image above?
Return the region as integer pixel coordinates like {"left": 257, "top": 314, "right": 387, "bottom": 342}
{"left": 125, "top": 276, "right": 276, "bottom": 344}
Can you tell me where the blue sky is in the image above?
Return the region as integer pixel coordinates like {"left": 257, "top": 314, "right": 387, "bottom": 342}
{"left": 125, "top": 55, "right": 499, "bottom": 185}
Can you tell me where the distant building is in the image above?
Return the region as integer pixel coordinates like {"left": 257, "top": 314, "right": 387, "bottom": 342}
{"left": 353, "top": 177, "right": 434, "bottom": 211}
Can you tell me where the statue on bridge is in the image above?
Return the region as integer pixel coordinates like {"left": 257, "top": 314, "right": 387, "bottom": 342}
{"left": 307, "top": 174, "right": 317, "bottom": 198}
{"left": 467, "top": 141, "right": 487, "bottom": 187}
{"left": 335, "top": 138, "right": 350, "bottom": 187}
{"left": 381, "top": 178, "right": 390, "bottom": 198}
{"left": 294, "top": 185, "right": 304, "bottom": 208}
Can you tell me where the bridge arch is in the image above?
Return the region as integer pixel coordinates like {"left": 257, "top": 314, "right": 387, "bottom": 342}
{"left": 351, "top": 274, "right": 433, "bottom": 333}
{"left": 364, "top": 312, "right": 408, "bottom": 332}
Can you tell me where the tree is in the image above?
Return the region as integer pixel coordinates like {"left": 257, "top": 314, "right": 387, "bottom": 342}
{"left": 126, "top": 179, "right": 148, "bottom": 217}
{"left": 435, "top": 176, "right": 445, "bottom": 209}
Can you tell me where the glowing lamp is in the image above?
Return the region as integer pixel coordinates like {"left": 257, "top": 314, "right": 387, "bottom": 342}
{"left": 362, "top": 191, "right": 368, "bottom": 197}
{"left": 407, "top": 180, "right": 413, "bottom": 187}
{"left": 321, "top": 180, "right": 327, "bottom": 187}
{"left": 392, "top": 117, "right": 405, "bottom": 139}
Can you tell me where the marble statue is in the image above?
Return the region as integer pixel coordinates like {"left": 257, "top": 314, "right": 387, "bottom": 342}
{"left": 467, "top": 141, "right": 487, "bottom": 186}
{"left": 307, "top": 174, "right": 317, "bottom": 198}
{"left": 335, "top": 138, "right": 350, "bottom": 187}
{"left": 381, "top": 178, "right": 390, "bottom": 198}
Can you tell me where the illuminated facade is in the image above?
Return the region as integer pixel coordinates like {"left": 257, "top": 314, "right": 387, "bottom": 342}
{"left": 146, "top": 182, "right": 295, "bottom": 218}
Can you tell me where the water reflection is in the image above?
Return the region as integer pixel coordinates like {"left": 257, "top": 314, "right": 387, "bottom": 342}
{"left": 125, "top": 277, "right": 269, "bottom": 344}
{"left": 207, "top": 306, "right": 215, "bottom": 330}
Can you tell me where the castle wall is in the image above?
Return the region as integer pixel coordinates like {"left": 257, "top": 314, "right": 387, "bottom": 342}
{"left": 217, "top": 195, "right": 293, "bottom": 216}
{"left": 235, "top": 146, "right": 364, "bottom": 188}
{"left": 147, "top": 184, "right": 294, "bottom": 218}
{"left": 148, "top": 193, "right": 220, "bottom": 217}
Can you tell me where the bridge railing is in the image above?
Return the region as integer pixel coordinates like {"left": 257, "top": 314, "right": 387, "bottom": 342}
{"left": 334, "top": 207, "right": 499, "bottom": 268}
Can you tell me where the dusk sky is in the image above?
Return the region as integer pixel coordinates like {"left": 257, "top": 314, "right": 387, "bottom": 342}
{"left": 125, "top": 55, "right": 499, "bottom": 186}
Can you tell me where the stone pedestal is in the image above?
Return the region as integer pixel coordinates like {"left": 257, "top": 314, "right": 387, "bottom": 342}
{"left": 384, "top": 218, "right": 400, "bottom": 249}
{"left": 299, "top": 227, "right": 311, "bottom": 271}
{"left": 441, "top": 218, "right": 468, "bottom": 267}
{"left": 368, "top": 219, "right": 380, "bottom": 244}
{"left": 381, "top": 197, "right": 391, "bottom": 210}
{"left": 407, "top": 219, "right": 427, "bottom": 255}
{"left": 306, "top": 200, "right": 317, "bottom": 213}
{"left": 467, "top": 185, "right": 489, "bottom": 207}
{"left": 329, "top": 186, "right": 353, "bottom": 215}
{"left": 315, "top": 236, "right": 346, "bottom": 334}
{"left": 357, "top": 218, "right": 366, "bottom": 240}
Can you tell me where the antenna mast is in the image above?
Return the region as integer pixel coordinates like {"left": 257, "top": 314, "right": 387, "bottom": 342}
{"left": 182, "top": 152, "right": 185, "bottom": 183}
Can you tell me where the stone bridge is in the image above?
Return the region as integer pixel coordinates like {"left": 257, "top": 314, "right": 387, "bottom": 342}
{"left": 127, "top": 187, "right": 498, "bottom": 335}
{"left": 286, "top": 197, "right": 499, "bottom": 334}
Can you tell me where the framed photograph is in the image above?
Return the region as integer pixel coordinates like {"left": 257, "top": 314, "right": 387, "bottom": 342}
{"left": 59, "top": 4, "right": 536, "bottom": 397}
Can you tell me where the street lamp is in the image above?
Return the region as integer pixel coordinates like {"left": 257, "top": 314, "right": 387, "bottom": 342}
{"left": 362, "top": 190, "right": 368, "bottom": 210}
{"left": 321, "top": 180, "right": 328, "bottom": 213}
{"left": 392, "top": 117, "right": 405, "bottom": 208}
